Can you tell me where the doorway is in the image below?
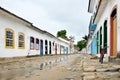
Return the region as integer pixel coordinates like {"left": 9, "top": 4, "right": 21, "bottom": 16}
{"left": 55, "top": 43, "right": 57, "bottom": 54}
{"left": 45, "top": 40, "right": 48, "bottom": 55}
{"left": 40, "top": 40, "right": 43, "bottom": 56}
{"left": 104, "top": 20, "right": 107, "bottom": 53}
{"left": 49, "top": 41, "right": 51, "bottom": 54}
{"left": 110, "top": 8, "right": 117, "bottom": 56}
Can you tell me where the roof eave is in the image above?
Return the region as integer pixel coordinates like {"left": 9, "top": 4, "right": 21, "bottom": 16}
{"left": 88, "top": 0, "right": 96, "bottom": 13}
{"left": 93, "top": 0, "right": 108, "bottom": 23}
{"left": 0, "top": 7, "right": 32, "bottom": 25}
{"left": 88, "top": 0, "right": 91, "bottom": 12}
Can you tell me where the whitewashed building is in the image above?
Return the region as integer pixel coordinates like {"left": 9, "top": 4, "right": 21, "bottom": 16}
{"left": 88, "top": 0, "right": 120, "bottom": 61}
{"left": 0, "top": 7, "right": 71, "bottom": 57}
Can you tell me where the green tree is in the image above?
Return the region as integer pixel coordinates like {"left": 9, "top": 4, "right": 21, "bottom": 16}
{"left": 77, "top": 40, "right": 87, "bottom": 51}
{"left": 77, "top": 35, "right": 88, "bottom": 51}
{"left": 82, "top": 35, "right": 88, "bottom": 41}
{"left": 57, "top": 30, "right": 67, "bottom": 39}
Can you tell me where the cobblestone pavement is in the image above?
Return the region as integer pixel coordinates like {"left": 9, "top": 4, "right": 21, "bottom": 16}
{"left": 0, "top": 54, "right": 120, "bottom": 80}
{"left": 75, "top": 54, "right": 120, "bottom": 80}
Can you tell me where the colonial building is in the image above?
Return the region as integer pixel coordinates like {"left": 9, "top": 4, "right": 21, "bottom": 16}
{"left": 0, "top": 7, "right": 72, "bottom": 57}
{"left": 87, "top": 0, "right": 120, "bottom": 61}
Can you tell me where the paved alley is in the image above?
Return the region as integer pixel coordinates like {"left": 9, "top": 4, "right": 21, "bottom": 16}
{"left": 0, "top": 54, "right": 120, "bottom": 80}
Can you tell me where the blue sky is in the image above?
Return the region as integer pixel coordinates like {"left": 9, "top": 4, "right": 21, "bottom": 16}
{"left": 0, "top": 0, "right": 91, "bottom": 44}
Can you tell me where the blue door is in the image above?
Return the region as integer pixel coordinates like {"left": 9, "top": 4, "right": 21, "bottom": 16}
{"left": 40, "top": 40, "right": 43, "bottom": 56}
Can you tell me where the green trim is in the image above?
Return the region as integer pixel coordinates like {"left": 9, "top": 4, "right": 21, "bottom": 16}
{"left": 97, "top": 31, "right": 99, "bottom": 54}
{"left": 104, "top": 22, "right": 107, "bottom": 53}
{"left": 100, "top": 27, "right": 102, "bottom": 51}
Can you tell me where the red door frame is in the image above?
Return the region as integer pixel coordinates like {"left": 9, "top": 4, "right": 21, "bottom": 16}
{"left": 110, "top": 6, "right": 117, "bottom": 56}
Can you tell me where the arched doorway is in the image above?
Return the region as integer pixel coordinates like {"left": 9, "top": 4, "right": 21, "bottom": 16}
{"left": 104, "top": 20, "right": 107, "bottom": 53}
{"left": 110, "top": 7, "right": 117, "bottom": 56}
{"left": 40, "top": 40, "right": 43, "bottom": 56}
{"left": 55, "top": 43, "right": 57, "bottom": 54}
{"left": 49, "top": 41, "right": 51, "bottom": 54}
{"left": 45, "top": 40, "right": 48, "bottom": 55}
{"left": 97, "top": 31, "right": 100, "bottom": 54}
{"left": 100, "top": 27, "right": 102, "bottom": 51}
{"left": 66, "top": 47, "right": 68, "bottom": 54}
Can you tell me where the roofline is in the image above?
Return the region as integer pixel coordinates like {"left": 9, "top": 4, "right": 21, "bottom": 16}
{"left": 43, "top": 30, "right": 56, "bottom": 37}
{"left": 0, "top": 7, "right": 32, "bottom": 25}
{"left": 0, "top": 6, "right": 70, "bottom": 44}
{"left": 93, "top": 0, "right": 102, "bottom": 23}
{"left": 58, "top": 37, "right": 70, "bottom": 44}
{"left": 88, "top": 0, "right": 91, "bottom": 12}
{"left": 31, "top": 25, "right": 45, "bottom": 33}
{"left": 43, "top": 31, "right": 70, "bottom": 44}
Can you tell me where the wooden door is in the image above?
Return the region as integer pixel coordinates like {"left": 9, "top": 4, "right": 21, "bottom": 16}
{"left": 113, "top": 16, "right": 117, "bottom": 56}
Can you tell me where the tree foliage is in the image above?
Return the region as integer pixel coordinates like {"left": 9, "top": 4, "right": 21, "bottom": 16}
{"left": 77, "top": 35, "right": 88, "bottom": 51}
{"left": 77, "top": 40, "right": 87, "bottom": 51}
{"left": 57, "top": 30, "right": 67, "bottom": 39}
{"left": 82, "top": 35, "right": 88, "bottom": 41}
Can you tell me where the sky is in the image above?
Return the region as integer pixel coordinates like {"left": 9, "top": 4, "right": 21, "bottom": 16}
{"left": 0, "top": 0, "right": 91, "bottom": 44}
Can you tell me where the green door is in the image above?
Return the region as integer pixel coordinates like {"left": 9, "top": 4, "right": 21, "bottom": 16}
{"left": 97, "top": 31, "right": 99, "bottom": 54}
{"left": 104, "top": 21, "right": 107, "bottom": 53}
{"left": 100, "top": 27, "right": 102, "bottom": 51}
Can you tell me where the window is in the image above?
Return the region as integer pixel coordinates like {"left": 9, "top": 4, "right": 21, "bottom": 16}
{"left": 30, "top": 37, "right": 34, "bottom": 49}
{"left": 5, "top": 28, "right": 14, "bottom": 48}
{"left": 36, "top": 38, "right": 39, "bottom": 50}
{"left": 18, "top": 32, "right": 25, "bottom": 49}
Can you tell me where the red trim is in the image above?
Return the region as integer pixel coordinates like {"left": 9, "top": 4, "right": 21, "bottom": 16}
{"left": 110, "top": 5, "right": 117, "bottom": 56}
{"left": 110, "top": 17, "right": 113, "bottom": 56}
{"left": 111, "top": 5, "right": 117, "bottom": 13}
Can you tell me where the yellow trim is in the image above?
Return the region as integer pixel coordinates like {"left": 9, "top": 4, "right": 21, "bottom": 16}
{"left": 18, "top": 32, "right": 25, "bottom": 49}
{"left": 113, "top": 17, "right": 117, "bottom": 56}
{"left": 5, "top": 28, "right": 15, "bottom": 49}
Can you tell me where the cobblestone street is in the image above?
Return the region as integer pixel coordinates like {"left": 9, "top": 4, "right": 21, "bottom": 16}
{"left": 0, "top": 54, "right": 120, "bottom": 80}
{"left": 1, "top": 0, "right": 120, "bottom": 80}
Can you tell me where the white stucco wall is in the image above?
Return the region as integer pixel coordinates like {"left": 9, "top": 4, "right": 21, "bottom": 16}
{"left": 90, "top": 0, "right": 120, "bottom": 61}
{"left": 117, "top": 0, "right": 120, "bottom": 53}
{"left": 57, "top": 38, "right": 70, "bottom": 54}
{"left": 0, "top": 9, "right": 71, "bottom": 57}
{"left": 86, "top": 38, "right": 92, "bottom": 54}
{"left": 0, "top": 9, "right": 31, "bottom": 57}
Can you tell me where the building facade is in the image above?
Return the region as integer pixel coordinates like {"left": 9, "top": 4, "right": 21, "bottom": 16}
{"left": 0, "top": 7, "right": 72, "bottom": 57}
{"left": 87, "top": 0, "right": 120, "bottom": 61}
